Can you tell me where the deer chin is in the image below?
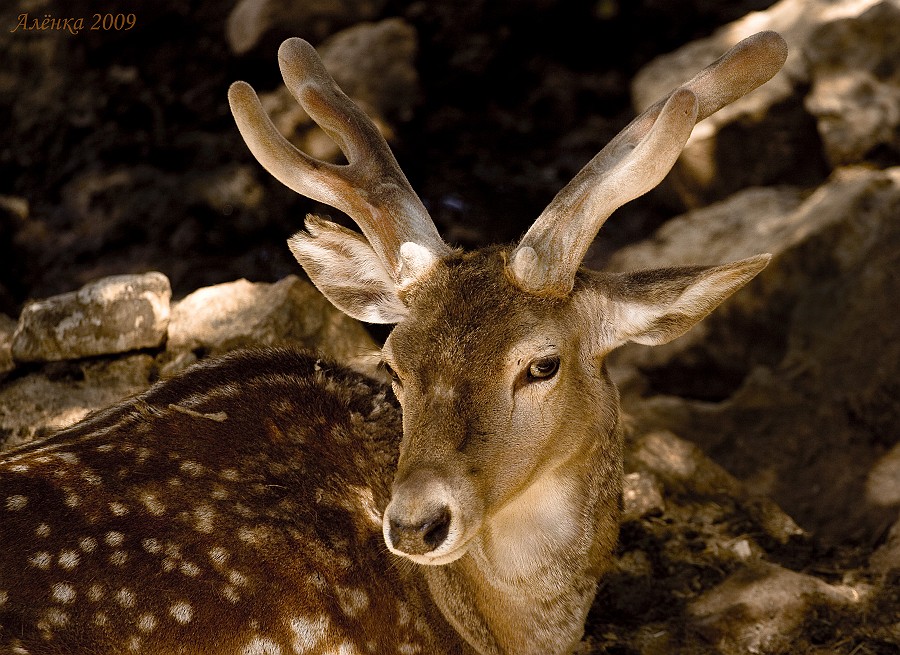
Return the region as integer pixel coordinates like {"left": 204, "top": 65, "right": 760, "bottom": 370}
{"left": 397, "top": 536, "right": 476, "bottom": 567}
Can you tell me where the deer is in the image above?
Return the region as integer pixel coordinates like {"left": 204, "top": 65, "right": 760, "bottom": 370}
{"left": 0, "top": 31, "right": 787, "bottom": 655}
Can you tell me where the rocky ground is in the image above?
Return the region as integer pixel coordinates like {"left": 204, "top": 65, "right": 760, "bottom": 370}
{"left": 1, "top": 0, "right": 899, "bottom": 653}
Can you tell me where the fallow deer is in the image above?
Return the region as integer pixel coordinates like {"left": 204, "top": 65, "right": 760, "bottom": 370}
{"left": 0, "top": 31, "right": 787, "bottom": 655}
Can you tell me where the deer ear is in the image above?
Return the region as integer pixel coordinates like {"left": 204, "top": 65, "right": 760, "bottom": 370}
{"left": 288, "top": 216, "right": 408, "bottom": 324}
{"left": 604, "top": 255, "right": 770, "bottom": 347}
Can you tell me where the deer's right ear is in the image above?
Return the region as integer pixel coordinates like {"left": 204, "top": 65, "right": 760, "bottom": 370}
{"left": 288, "top": 216, "right": 408, "bottom": 324}
{"left": 595, "top": 254, "right": 770, "bottom": 349}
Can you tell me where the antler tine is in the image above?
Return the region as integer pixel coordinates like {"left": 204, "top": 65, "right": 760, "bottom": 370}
{"left": 228, "top": 37, "right": 451, "bottom": 280}
{"left": 510, "top": 30, "right": 788, "bottom": 296}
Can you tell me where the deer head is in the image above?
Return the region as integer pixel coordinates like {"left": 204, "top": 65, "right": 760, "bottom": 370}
{"left": 228, "top": 32, "right": 787, "bottom": 652}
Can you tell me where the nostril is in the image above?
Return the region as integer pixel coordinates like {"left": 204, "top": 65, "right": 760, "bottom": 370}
{"left": 388, "top": 506, "right": 452, "bottom": 556}
{"left": 422, "top": 508, "right": 450, "bottom": 550}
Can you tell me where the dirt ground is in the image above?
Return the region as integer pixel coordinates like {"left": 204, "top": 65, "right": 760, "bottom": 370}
{"left": 1, "top": 1, "right": 897, "bottom": 653}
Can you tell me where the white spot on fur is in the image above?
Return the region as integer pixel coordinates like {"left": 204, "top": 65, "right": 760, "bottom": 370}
{"left": 9, "top": 464, "right": 29, "bottom": 472}
{"left": 220, "top": 584, "right": 240, "bottom": 603}
{"left": 238, "top": 526, "right": 263, "bottom": 545}
{"left": 397, "top": 602, "right": 411, "bottom": 627}
{"left": 105, "top": 531, "right": 124, "bottom": 547}
{"left": 55, "top": 452, "right": 79, "bottom": 464}
{"left": 211, "top": 485, "right": 230, "bottom": 500}
{"left": 44, "top": 607, "right": 69, "bottom": 627}
{"left": 220, "top": 468, "right": 241, "bottom": 481}
{"left": 337, "top": 587, "right": 370, "bottom": 617}
{"left": 81, "top": 469, "right": 102, "bottom": 486}
{"left": 192, "top": 505, "right": 216, "bottom": 533}
{"left": 51, "top": 583, "right": 76, "bottom": 604}
{"left": 142, "top": 537, "right": 162, "bottom": 554}
{"left": 110, "top": 550, "right": 129, "bottom": 566}
{"left": 5, "top": 495, "right": 28, "bottom": 511}
{"left": 135, "top": 447, "right": 152, "bottom": 465}
{"left": 138, "top": 613, "right": 158, "bottom": 633}
{"left": 140, "top": 492, "right": 166, "bottom": 516}
{"left": 88, "top": 584, "right": 105, "bottom": 602}
{"left": 127, "top": 635, "right": 141, "bottom": 652}
{"left": 179, "top": 460, "right": 205, "bottom": 477}
{"left": 35, "top": 523, "right": 51, "bottom": 537}
{"left": 180, "top": 561, "right": 200, "bottom": 577}
{"left": 29, "top": 552, "right": 52, "bottom": 569}
{"left": 109, "top": 502, "right": 129, "bottom": 516}
{"left": 288, "top": 615, "right": 330, "bottom": 650}
{"left": 0, "top": 590, "right": 7, "bottom": 606}
{"left": 64, "top": 491, "right": 81, "bottom": 508}
{"left": 208, "top": 546, "right": 230, "bottom": 567}
{"left": 80, "top": 537, "right": 98, "bottom": 553}
{"left": 229, "top": 570, "right": 249, "bottom": 587}
{"left": 58, "top": 550, "right": 80, "bottom": 569}
{"left": 399, "top": 644, "right": 421, "bottom": 655}
{"left": 94, "top": 611, "right": 110, "bottom": 627}
{"left": 170, "top": 601, "right": 193, "bottom": 624}
{"left": 116, "top": 587, "right": 136, "bottom": 608}
{"left": 242, "top": 637, "right": 282, "bottom": 655}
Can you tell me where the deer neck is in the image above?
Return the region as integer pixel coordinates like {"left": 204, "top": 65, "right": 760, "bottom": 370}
{"left": 423, "top": 420, "right": 623, "bottom": 655}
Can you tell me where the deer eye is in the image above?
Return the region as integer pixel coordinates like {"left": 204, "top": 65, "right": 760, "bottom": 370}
{"left": 526, "top": 356, "right": 560, "bottom": 382}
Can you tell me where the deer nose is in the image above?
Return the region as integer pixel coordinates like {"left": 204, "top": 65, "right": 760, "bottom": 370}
{"left": 388, "top": 506, "right": 451, "bottom": 556}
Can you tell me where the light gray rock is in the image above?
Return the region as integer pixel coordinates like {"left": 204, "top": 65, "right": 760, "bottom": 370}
{"left": 165, "top": 275, "right": 381, "bottom": 379}
{"left": 11, "top": 273, "right": 171, "bottom": 363}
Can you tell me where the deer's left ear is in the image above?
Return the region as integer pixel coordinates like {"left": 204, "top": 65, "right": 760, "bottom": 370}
{"left": 289, "top": 216, "right": 408, "bottom": 324}
{"left": 597, "top": 254, "right": 770, "bottom": 347}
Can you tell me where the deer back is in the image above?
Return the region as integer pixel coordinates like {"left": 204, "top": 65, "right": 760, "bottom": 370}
{"left": 0, "top": 349, "right": 467, "bottom": 654}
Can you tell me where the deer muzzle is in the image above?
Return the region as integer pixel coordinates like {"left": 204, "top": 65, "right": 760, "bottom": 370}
{"left": 383, "top": 468, "right": 477, "bottom": 565}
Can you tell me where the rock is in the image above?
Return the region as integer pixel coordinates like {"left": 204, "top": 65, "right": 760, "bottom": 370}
{"left": 867, "top": 442, "right": 900, "bottom": 508}
{"left": 0, "top": 314, "right": 16, "bottom": 376}
{"left": 630, "top": 0, "right": 898, "bottom": 207}
{"left": 628, "top": 430, "right": 804, "bottom": 544}
{"left": 605, "top": 167, "right": 900, "bottom": 395}
{"left": 165, "top": 275, "right": 381, "bottom": 378}
{"left": 0, "top": 355, "right": 155, "bottom": 451}
{"left": 870, "top": 515, "right": 900, "bottom": 575}
{"left": 11, "top": 273, "right": 171, "bottom": 363}
{"left": 608, "top": 167, "right": 900, "bottom": 544}
{"left": 804, "top": 0, "right": 900, "bottom": 167}
{"left": 621, "top": 471, "right": 664, "bottom": 521}
{"left": 258, "top": 19, "right": 420, "bottom": 163}
{"left": 689, "top": 561, "right": 864, "bottom": 654}
{"left": 226, "top": 0, "right": 387, "bottom": 55}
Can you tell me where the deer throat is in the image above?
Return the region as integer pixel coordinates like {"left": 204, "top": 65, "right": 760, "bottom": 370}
{"left": 423, "top": 467, "right": 603, "bottom": 655}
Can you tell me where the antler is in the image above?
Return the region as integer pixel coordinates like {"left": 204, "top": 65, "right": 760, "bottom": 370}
{"left": 228, "top": 37, "right": 452, "bottom": 282}
{"left": 509, "top": 30, "right": 788, "bottom": 296}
